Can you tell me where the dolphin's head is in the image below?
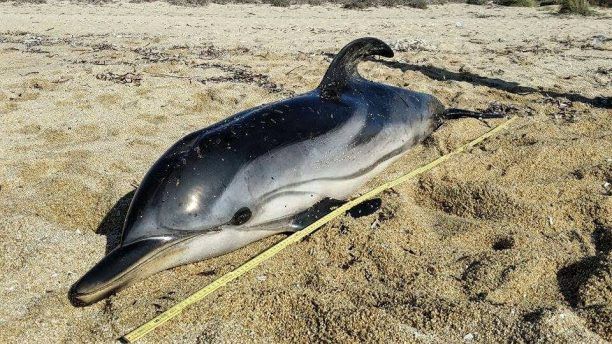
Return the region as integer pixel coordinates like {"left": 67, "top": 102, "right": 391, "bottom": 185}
{"left": 69, "top": 130, "right": 271, "bottom": 306}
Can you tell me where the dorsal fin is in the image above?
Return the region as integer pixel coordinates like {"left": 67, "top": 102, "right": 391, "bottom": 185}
{"left": 318, "top": 37, "right": 394, "bottom": 100}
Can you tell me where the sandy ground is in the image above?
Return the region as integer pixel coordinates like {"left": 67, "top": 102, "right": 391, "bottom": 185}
{"left": 0, "top": 1, "right": 611, "bottom": 343}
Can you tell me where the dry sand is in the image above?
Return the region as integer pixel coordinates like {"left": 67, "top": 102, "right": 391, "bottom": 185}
{"left": 0, "top": 1, "right": 611, "bottom": 343}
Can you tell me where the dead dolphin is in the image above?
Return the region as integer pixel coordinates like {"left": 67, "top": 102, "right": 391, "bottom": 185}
{"left": 70, "top": 37, "right": 495, "bottom": 306}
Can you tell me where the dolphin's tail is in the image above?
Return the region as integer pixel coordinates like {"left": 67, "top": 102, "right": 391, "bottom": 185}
{"left": 319, "top": 37, "right": 394, "bottom": 100}
{"left": 430, "top": 107, "right": 506, "bottom": 130}
{"left": 443, "top": 108, "right": 506, "bottom": 120}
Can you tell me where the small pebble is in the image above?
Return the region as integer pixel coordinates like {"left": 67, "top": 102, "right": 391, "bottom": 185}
{"left": 591, "top": 35, "right": 604, "bottom": 49}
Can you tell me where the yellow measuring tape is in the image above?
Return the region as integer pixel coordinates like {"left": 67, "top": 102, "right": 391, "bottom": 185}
{"left": 121, "top": 116, "right": 517, "bottom": 343}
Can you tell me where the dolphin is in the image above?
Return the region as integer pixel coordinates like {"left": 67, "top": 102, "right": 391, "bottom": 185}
{"left": 70, "top": 37, "right": 495, "bottom": 306}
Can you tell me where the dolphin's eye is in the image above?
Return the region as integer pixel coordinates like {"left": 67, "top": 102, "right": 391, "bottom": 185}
{"left": 230, "top": 207, "right": 252, "bottom": 226}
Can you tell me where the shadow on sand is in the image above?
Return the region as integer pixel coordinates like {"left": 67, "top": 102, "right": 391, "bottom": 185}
{"left": 556, "top": 222, "right": 611, "bottom": 307}
{"left": 369, "top": 58, "right": 611, "bottom": 109}
{"left": 95, "top": 190, "right": 135, "bottom": 254}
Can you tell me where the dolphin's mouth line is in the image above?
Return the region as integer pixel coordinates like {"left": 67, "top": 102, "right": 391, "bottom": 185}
{"left": 73, "top": 233, "right": 200, "bottom": 299}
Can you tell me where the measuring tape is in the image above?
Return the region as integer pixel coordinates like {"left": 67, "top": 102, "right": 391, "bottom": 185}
{"left": 121, "top": 116, "right": 517, "bottom": 342}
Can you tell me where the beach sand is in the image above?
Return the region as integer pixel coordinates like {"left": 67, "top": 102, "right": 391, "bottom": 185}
{"left": 0, "top": 1, "right": 610, "bottom": 342}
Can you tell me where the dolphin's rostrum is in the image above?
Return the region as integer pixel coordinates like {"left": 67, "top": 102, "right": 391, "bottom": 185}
{"left": 70, "top": 37, "right": 471, "bottom": 306}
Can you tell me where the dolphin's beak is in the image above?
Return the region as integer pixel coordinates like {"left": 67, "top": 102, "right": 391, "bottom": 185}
{"left": 69, "top": 236, "right": 176, "bottom": 306}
